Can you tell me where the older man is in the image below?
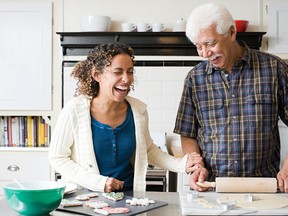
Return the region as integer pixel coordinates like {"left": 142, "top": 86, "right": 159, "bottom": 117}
{"left": 174, "top": 3, "right": 288, "bottom": 192}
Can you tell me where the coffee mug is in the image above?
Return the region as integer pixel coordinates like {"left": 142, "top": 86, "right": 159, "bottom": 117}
{"left": 152, "top": 23, "right": 166, "bottom": 32}
{"left": 121, "top": 22, "right": 136, "bottom": 32}
{"left": 137, "top": 23, "right": 151, "bottom": 32}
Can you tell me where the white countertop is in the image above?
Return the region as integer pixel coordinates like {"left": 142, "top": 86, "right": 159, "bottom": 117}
{"left": 179, "top": 191, "right": 288, "bottom": 215}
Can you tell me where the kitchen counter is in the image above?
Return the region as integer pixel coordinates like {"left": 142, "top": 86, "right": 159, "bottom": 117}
{"left": 2, "top": 190, "right": 288, "bottom": 215}
{"left": 179, "top": 191, "right": 288, "bottom": 215}
{"left": 0, "top": 191, "right": 181, "bottom": 216}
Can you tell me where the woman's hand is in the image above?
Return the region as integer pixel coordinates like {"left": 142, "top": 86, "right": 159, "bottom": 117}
{"left": 104, "top": 177, "right": 124, "bottom": 192}
{"left": 185, "top": 152, "right": 204, "bottom": 174}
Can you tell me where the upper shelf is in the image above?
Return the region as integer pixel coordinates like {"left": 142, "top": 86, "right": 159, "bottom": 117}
{"left": 57, "top": 31, "right": 266, "bottom": 56}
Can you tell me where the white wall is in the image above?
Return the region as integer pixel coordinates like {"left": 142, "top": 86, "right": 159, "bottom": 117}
{"left": 129, "top": 66, "right": 190, "bottom": 134}
{"left": 62, "top": 0, "right": 267, "bottom": 32}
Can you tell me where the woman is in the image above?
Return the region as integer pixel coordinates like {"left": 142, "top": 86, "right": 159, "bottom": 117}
{"left": 49, "top": 42, "right": 203, "bottom": 192}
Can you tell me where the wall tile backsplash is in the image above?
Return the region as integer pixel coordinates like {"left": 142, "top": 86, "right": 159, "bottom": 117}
{"left": 129, "top": 66, "right": 192, "bottom": 143}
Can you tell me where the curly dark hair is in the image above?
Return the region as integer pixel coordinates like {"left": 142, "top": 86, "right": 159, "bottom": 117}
{"left": 71, "top": 42, "right": 135, "bottom": 98}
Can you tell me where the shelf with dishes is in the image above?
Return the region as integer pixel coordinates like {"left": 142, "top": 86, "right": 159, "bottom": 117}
{"left": 57, "top": 31, "right": 266, "bottom": 57}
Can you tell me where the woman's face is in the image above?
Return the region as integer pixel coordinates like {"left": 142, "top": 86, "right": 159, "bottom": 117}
{"left": 94, "top": 53, "right": 134, "bottom": 102}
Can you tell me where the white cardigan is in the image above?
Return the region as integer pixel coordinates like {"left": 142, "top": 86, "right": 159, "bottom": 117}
{"left": 49, "top": 95, "right": 187, "bottom": 192}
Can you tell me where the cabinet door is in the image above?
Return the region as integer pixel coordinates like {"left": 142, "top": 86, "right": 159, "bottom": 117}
{"left": 177, "top": 173, "right": 190, "bottom": 192}
{"left": 279, "top": 121, "right": 288, "bottom": 167}
{"left": 0, "top": 2, "right": 52, "bottom": 110}
{"left": 267, "top": 0, "right": 288, "bottom": 53}
{"left": 0, "top": 151, "right": 50, "bottom": 182}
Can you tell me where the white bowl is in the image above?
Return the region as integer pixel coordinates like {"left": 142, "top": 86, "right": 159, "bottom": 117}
{"left": 80, "top": 15, "right": 111, "bottom": 32}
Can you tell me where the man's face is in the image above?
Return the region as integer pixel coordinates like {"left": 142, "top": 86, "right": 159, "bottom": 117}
{"left": 194, "top": 26, "right": 236, "bottom": 71}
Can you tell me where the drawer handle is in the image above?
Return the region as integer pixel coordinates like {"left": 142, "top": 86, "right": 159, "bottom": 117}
{"left": 7, "top": 165, "right": 20, "bottom": 172}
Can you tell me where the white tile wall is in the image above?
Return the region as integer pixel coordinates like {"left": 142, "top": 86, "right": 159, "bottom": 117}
{"left": 129, "top": 66, "right": 191, "bottom": 143}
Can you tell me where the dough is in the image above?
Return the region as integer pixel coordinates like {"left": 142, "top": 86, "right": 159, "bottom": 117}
{"left": 102, "top": 207, "right": 130, "bottom": 213}
{"left": 102, "top": 192, "right": 124, "bottom": 201}
{"left": 217, "top": 194, "right": 288, "bottom": 210}
{"left": 194, "top": 198, "right": 216, "bottom": 209}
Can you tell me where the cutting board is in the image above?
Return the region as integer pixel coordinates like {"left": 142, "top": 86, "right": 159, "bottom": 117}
{"left": 56, "top": 190, "right": 168, "bottom": 216}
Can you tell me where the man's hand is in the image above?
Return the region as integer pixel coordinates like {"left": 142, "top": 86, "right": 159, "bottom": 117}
{"left": 185, "top": 152, "right": 204, "bottom": 174}
{"left": 189, "top": 167, "right": 209, "bottom": 191}
{"left": 277, "top": 155, "right": 288, "bottom": 193}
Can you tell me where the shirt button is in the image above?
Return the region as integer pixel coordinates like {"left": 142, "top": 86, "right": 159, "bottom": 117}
{"left": 233, "top": 116, "right": 236, "bottom": 119}
{"left": 233, "top": 138, "right": 237, "bottom": 141}
{"left": 232, "top": 94, "right": 235, "bottom": 98}
{"left": 234, "top": 161, "right": 238, "bottom": 164}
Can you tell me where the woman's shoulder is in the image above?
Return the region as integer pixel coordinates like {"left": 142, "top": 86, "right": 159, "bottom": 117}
{"left": 125, "top": 96, "right": 147, "bottom": 113}
{"left": 62, "top": 95, "right": 91, "bottom": 112}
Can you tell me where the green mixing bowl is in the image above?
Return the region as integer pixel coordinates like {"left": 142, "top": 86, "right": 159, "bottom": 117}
{"left": 2, "top": 181, "right": 66, "bottom": 216}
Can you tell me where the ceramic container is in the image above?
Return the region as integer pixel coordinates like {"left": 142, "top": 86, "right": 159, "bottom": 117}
{"left": 234, "top": 20, "right": 249, "bottom": 32}
{"left": 80, "top": 15, "right": 111, "bottom": 31}
{"left": 173, "top": 18, "right": 186, "bottom": 32}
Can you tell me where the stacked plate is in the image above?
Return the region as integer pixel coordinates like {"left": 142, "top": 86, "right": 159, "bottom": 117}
{"left": 63, "top": 182, "right": 78, "bottom": 194}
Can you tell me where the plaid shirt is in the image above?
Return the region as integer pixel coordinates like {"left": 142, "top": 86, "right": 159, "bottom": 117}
{"left": 174, "top": 44, "right": 288, "bottom": 181}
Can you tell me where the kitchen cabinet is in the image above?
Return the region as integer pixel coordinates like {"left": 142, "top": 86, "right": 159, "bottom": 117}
{"left": 0, "top": 1, "right": 53, "bottom": 183}
{"left": 279, "top": 121, "right": 288, "bottom": 167}
{"left": 0, "top": 2, "right": 52, "bottom": 111}
{"left": 177, "top": 173, "right": 190, "bottom": 192}
{"left": 0, "top": 148, "right": 50, "bottom": 186}
{"left": 267, "top": 0, "right": 288, "bottom": 53}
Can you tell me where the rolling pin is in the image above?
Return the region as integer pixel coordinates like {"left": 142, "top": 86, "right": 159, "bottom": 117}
{"left": 196, "top": 177, "right": 277, "bottom": 193}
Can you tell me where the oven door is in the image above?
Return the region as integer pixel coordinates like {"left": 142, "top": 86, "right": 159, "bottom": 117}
{"left": 146, "top": 175, "right": 167, "bottom": 192}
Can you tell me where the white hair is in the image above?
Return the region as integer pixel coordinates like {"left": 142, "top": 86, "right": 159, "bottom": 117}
{"left": 186, "top": 3, "right": 236, "bottom": 44}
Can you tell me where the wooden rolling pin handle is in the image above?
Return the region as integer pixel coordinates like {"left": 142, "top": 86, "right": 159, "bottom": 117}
{"left": 196, "top": 181, "right": 216, "bottom": 188}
